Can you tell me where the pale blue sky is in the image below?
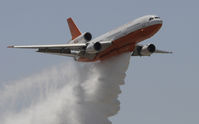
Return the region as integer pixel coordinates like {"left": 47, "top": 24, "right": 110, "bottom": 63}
{"left": 0, "top": 0, "right": 199, "bottom": 124}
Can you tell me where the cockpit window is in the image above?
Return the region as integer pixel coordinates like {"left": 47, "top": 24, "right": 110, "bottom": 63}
{"left": 149, "top": 17, "right": 154, "bottom": 21}
{"left": 155, "top": 17, "right": 160, "bottom": 19}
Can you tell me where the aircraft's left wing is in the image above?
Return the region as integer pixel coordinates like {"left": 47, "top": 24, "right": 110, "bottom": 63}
{"left": 8, "top": 43, "right": 87, "bottom": 57}
{"left": 131, "top": 44, "right": 172, "bottom": 56}
{"left": 154, "top": 49, "right": 172, "bottom": 54}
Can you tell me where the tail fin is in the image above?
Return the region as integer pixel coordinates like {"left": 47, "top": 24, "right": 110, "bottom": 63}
{"left": 67, "top": 17, "right": 81, "bottom": 40}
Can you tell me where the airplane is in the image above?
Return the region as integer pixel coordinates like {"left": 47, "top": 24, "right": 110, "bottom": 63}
{"left": 8, "top": 15, "right": 172, "bottom": 62}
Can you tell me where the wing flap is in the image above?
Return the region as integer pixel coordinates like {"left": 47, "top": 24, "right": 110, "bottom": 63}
{"left": 37, "top": 48, "right": 76, "bottom": 57}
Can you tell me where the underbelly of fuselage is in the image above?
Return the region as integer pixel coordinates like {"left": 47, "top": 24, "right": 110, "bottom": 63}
{"left": 78, "top": 24, "right": 162, "bottom": 62}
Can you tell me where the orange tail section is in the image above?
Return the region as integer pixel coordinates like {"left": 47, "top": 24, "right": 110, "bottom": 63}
{"left": 67, "top": 17, "right": 81, "bottom": 40}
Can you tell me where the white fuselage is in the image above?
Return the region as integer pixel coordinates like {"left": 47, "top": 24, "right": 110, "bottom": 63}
{"left": 78, "top": 15, "right": 163, "bottom": 62}
{"left": 90, "top": 15, "right": 162, "bottom": 44}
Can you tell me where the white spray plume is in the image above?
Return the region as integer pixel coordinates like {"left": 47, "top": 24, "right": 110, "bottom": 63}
{"left": 0, "top": 53, "right": 131, "bottom": 124}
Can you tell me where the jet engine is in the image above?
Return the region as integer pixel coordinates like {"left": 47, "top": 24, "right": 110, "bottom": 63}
{"left": 86, "top": 41, "right": 112, "bottom": 54}
{"left": 72, "top": 32, "right": 92, "bottom": 43}
{"left": 83, "top": 32, "right": 92, "bottom": 41}
{"left": 132, "top": 44, "right": 156, "bottom": 56}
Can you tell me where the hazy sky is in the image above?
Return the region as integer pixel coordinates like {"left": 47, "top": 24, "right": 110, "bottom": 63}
{"left": 0, "top": 0, "right": 199, "bottom": 124}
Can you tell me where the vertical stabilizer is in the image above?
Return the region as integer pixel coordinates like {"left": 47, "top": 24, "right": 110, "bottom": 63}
{"left": 67, "top": 17, "right": 81, "bottom": 40}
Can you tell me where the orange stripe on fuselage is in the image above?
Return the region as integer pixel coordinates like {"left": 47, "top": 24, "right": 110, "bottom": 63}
{"left": 78, "top": 24, "right": 162, "bottom": 62}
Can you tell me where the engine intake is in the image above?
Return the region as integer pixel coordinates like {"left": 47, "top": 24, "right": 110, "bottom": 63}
{"left": 94, "top": 42, "right": 102, "bottom": 51}
{"left": 84, "top": 32, "right": 92, "bottom": 42}
{"left": 86, "top": 41, "right": 112, "bottom": 54}
{"left": 132, "top": 44, "right": 156, "bottom": 56}
{"left": 140, "top": 44, "right": 156, "bottom": 56}
{"left": 147, "top": 44, "right": 156, "bottom": 53}
{"left": 70, "top": 32, "right": 92, "bottom": 43}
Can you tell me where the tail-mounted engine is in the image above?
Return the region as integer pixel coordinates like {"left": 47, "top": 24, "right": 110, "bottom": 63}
{"left": 71, "top": 32, "right": 92, "bottom": 43}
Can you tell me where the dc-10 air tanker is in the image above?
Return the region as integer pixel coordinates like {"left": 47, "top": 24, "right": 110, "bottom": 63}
{"left": 8, "top": 15, "right": 171, "bottom": 62}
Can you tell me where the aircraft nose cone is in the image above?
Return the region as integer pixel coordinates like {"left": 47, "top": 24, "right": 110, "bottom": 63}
{"left": 154, "top": 19, "right": 163, "bottom": 25}
{"left": 159, "top": 19, "right": 163, "bottom": 24}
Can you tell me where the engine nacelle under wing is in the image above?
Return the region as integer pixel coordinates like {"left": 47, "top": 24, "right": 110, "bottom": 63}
{"left": 86, "top": 41, "right": 112, "bottom": 54}
{"left": 132, "top": 44, "right": 156, "bottom": 56}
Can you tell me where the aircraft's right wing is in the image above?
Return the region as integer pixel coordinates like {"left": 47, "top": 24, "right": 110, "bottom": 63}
{"left": 8, "top": 43, "right": 87, "bottom": 57}
{"left": 8, "top": 43, "right": 86, "bottom": 50}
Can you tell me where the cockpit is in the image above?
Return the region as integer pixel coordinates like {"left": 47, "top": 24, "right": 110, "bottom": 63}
{"left": 149, "top": 16, "right": 160, "bottom": 21}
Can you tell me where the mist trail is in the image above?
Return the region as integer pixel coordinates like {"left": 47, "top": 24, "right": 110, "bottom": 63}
{"left": 0, "top": 53, "right": 131, "bottom": 124}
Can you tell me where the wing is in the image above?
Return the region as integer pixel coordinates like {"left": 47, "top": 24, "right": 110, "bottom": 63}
{"left": 154, "top": 49, "right": 172, "bottom": 54}
{"left": 8, "top": 43, "right": 86, "bottom": 57}
{"left": 8, "top": 43, "right": 86, "bottom": 50}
